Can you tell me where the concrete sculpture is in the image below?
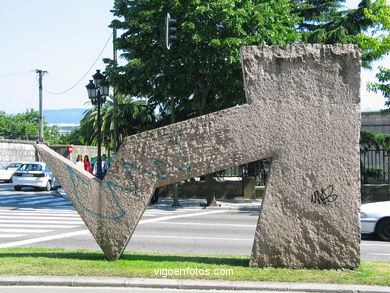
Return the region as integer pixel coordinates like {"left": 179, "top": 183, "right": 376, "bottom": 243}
{"left": 35, "top": 44, "right": 361, "bottom": 269}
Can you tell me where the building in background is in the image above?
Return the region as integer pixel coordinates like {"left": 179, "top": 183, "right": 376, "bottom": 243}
{"left": 361, "top": 112, "right": 390, "bottom": 135}
{"left": 48, "top": 123, "right": 79, "bottom": 135}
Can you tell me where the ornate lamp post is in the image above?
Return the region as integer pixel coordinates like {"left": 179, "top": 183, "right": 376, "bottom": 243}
{"left": 86, "top": 70, "right": 110, "bottom": 180}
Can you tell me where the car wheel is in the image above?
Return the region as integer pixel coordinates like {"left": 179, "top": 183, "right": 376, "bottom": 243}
{"left": 375, "top": 218, "right": 390, "bottom": 241}
{"left": 14, "top": 186, "right": 21, "bottom": 191}
{"left": 45, "top": 181, "right": 52, "bottom": 192}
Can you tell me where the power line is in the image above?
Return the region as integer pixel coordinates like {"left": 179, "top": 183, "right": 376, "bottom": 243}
{"left": 45, "top": 32, "right": 113, "bottom": 95}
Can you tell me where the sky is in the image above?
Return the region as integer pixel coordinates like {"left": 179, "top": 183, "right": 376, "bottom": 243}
{"left": 0, "top": 0, "right": 389, "bottom": 115}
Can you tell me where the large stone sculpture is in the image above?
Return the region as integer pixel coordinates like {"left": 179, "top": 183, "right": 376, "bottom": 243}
{"left": 35, "top": 44, "right": 361, "bottom": 269}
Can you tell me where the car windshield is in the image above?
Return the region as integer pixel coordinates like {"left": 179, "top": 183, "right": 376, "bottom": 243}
{"left": 18, "top": 164, "right": 43, "bottom": 171}
{"left": 7, "top": 163, "right": 21, "bottom": 169}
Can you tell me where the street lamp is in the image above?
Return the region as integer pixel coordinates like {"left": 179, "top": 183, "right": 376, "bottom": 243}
{"left": 86, "top": 70, "right": 110, "bottom": 180}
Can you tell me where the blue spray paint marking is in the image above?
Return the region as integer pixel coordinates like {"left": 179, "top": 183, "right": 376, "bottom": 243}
{"left": 124, "top": 135, "right": 192, "bottom": 180}
{"left": 66, "top": 165, "right": 128, "bottom": 220}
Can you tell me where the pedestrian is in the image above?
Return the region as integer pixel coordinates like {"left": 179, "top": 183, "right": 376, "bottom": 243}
{"left": 74, "top": 155, "right": 83, "bottom": 169}
{"left": 84, "top": 155, "right": 91, "bottom": 173}
{"left": 150, "top": 188, "right": 159, "bottom": 205}
{"left": 102, "top": 154, "right": 108, "bottom": 177}
{"left": 93, "top": 154, "right": 108, "bottom": 178}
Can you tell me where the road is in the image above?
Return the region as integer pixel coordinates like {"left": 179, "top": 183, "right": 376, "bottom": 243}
{"left": 0, "top": 183, "right": 389, "bottom": 262}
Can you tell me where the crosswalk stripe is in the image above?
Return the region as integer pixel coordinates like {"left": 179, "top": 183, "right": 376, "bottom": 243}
{"left": 0, "top": 224, "right": 80, "bottom": 228}
{"left": 8, "top": 208, "right": 76, "bottom": 214}
{"left": 0, "top": 219, "right": 83, "bottom": 224}
{"left": 0, "top": 234, "right": 24, "bottom": 238}
{"left": 0, "top": 228, "right": 51, "bottom": 233}
{"left": 46, "top": 201, "right": 72, "bottom": 206}
{"left": 0, "top": 211, "right": 79, "bottom": 217}
{"left": 0, "top": 216, "right": 82, "bottom": 220}
{"left": 22, "top": 198, "right": 67, "bottom": 205}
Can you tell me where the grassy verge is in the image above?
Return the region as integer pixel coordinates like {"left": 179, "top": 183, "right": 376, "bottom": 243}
{"left": 0, "top": 248, "right": 389, "bottom": 286}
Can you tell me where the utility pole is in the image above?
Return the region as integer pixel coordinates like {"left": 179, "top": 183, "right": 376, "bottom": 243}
{"left": 36, "top": 69, "right": 47, "bottom": 143}
{"left": 113, "top": 28, "right": 120, "bottom": 153}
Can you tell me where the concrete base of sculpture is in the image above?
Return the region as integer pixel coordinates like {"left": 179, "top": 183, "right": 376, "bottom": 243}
{"left": 35, "top": 44, "right": 361, "bottom": 269}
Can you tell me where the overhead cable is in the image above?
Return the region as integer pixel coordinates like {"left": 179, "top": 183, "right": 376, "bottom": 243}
{"left": 45, "top": 32, "right": 113, "bottom": 95}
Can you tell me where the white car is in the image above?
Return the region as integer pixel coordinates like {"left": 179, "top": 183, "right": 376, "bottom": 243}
{"left": 361, "top": 201, "right": 390, "bottom": 241}
{"left": 0, "top": 162, "right": 23, "bottom": 182}
{"left": 12, "top": 162, "right": 59, "bottom": 191}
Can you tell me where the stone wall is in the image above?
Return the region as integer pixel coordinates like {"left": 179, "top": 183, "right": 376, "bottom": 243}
{"left": 50, "top": 145, "right": 98, "bottom": 162}
{"left": 0, "top": 140, "right": 97, "bottom": 166}
{"left": 361, "top": 184, "right": 390, "bottom": 202}
{"left": 0, "top": 139, "right": 37, "bottom": 165}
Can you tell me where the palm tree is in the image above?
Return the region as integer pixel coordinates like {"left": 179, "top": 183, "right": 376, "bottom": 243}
{"left": 80, "top": 94, "right": 155, "bottom": 150}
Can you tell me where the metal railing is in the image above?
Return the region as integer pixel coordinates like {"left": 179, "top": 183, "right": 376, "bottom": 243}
{"left": 360, "top": 148, "right": 390, "bottom": 184}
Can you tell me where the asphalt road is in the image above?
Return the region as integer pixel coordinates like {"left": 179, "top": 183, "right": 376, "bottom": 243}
{"left": 0, "top": 183, "right": 389, "bottom": 263}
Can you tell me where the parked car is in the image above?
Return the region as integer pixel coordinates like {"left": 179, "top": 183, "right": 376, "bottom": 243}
{"left": 12, "top": 162, "right": 59, "bottom": 191}
{"left": 0, "top": 163, "right": 5, "bottom": 169}
{"left": 361, "top": 201, "right": 390, "bottom": 241}
{"left": 0, "top": 162, "right": 23, "bottom": 182}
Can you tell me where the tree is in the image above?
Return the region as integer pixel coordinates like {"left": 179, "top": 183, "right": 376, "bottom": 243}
{"left": 356, "top": 0, "right": 389, "bottom": 67}
{"left": 368, "top": 66, "right": 390, "bottom": 105}
{"left": 295, "top": 0, "right": 389, "bottom": 67}
{"left": 105, "top": 0, "right": 300, "bottom": 123}
{"left": 0, "top": 109, "right": 60, "bottom": 142}
{"left": 79, "top": 95, "right": 154, "bottom": 149}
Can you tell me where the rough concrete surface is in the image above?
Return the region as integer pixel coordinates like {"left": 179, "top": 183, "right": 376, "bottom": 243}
{"left": 35, "top": 44, "right": 361, "bottom": 269}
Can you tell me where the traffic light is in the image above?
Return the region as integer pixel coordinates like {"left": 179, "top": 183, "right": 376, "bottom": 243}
{"left": 165, "top": 13, "right": 177, "bottom": 50}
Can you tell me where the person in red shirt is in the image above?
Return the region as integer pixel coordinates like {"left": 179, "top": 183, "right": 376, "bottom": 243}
{"left": 84, "top": 155, "right": 91, "bottom": 173}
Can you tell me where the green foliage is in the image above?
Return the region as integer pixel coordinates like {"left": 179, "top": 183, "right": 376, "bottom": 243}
{"left": 0, "top": 109, "right": 61, "bottom": 143}
{"left": 356, "top": 0, "right": 389, "bottom": 67}
{"left": 55, "top": 127, "right": 85, "bottom": 145}
{"left": 361, "top": 166, "right": 385, "bottom": 183}
{"left": 79, "top": 95, "right": 154, "bottom": 149}
{"left": 105, "top": 0, "right": 300, "bottom": 123}
{"left": 296, "top": 0, "right": 389, "bottom": 67}
{"left": 360, "top": 129, "right": 390, "bottom": 150}
{"left": 368, "top": 67, "right": 390, "bottom": 108}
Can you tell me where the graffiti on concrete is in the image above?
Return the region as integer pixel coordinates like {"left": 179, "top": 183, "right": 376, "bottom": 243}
{"left": 124, "top": 136, "right": 192, "bottom": 181}
{"left": 67, "top": 165, "right": 128, "bottom": 220}
{"left": 310, "top": 185, "right": 338, "bottom": 205}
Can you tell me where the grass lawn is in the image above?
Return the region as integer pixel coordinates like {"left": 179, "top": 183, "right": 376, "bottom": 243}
{"left": 0, "top": 247, "right": 389, "bottom": 286}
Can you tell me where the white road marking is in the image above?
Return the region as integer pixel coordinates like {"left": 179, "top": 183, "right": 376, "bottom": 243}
{"left": 139, "top": 210, "right": 227, "bottom": 224}
{"left": 0, "top": 224, "right": 79, "bottom": 228}
{"left": 0, "top": 211, "right": 80, "bottom": 217}
{"left": 133, "top": 234, "right": 252, "bottom": 241}
{"left": 151, "top": 221, "right": 256, "bottom": 228}
{"left": 0, "top": 216, "right": 82, "bottom": 221}
{"left": 46, "top": 201, "right": 71, "bottom": 206}
{"left": 0, "top": 209, "right": 228, "bottom": 247}
{"left": 361, "top": 242, "right": 390, "bottom": 247}
{"left": 0, "top": 220, "right": 83, "bottom": 224}
{"left": 369, "top": 253, "right": 390, "bottom": 256}
{"left": 0, "top": 234, "right": 24, "bottom": 238}
{"left": 21, "top": 198, "right": 66, "bottom": 205}
{"left": 0, "top": 230, "right": 91, "bottom": 248}
{"left": 0, "top": 229, "right": 51, "bottom": 233}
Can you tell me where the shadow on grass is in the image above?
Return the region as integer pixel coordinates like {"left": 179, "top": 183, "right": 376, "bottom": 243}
{"left": 0, "top": 250, "right": 250, "bottom": 267}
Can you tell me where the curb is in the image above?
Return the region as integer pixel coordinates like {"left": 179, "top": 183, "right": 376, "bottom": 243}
{"left": 0, "top": 276, "right": 389, "bottom": 292}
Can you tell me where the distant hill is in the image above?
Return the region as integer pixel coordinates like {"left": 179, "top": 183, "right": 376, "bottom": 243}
{"left": 44, "top": 108, "right": 88, "bottom": 124}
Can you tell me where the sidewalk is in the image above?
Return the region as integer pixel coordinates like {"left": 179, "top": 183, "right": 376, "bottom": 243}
{"left": 150, "top": 196, "right": 262, "bottom": 211}
{"left": 0, "top": 276, "right": 389, "bottom": 292}
{"left": 56, "top": 188, "right": 262, "bottom": 211}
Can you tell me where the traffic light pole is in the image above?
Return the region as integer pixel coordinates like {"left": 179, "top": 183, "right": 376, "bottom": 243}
{"left": 165, "top": 13, "right": 180, "bottom": 206}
